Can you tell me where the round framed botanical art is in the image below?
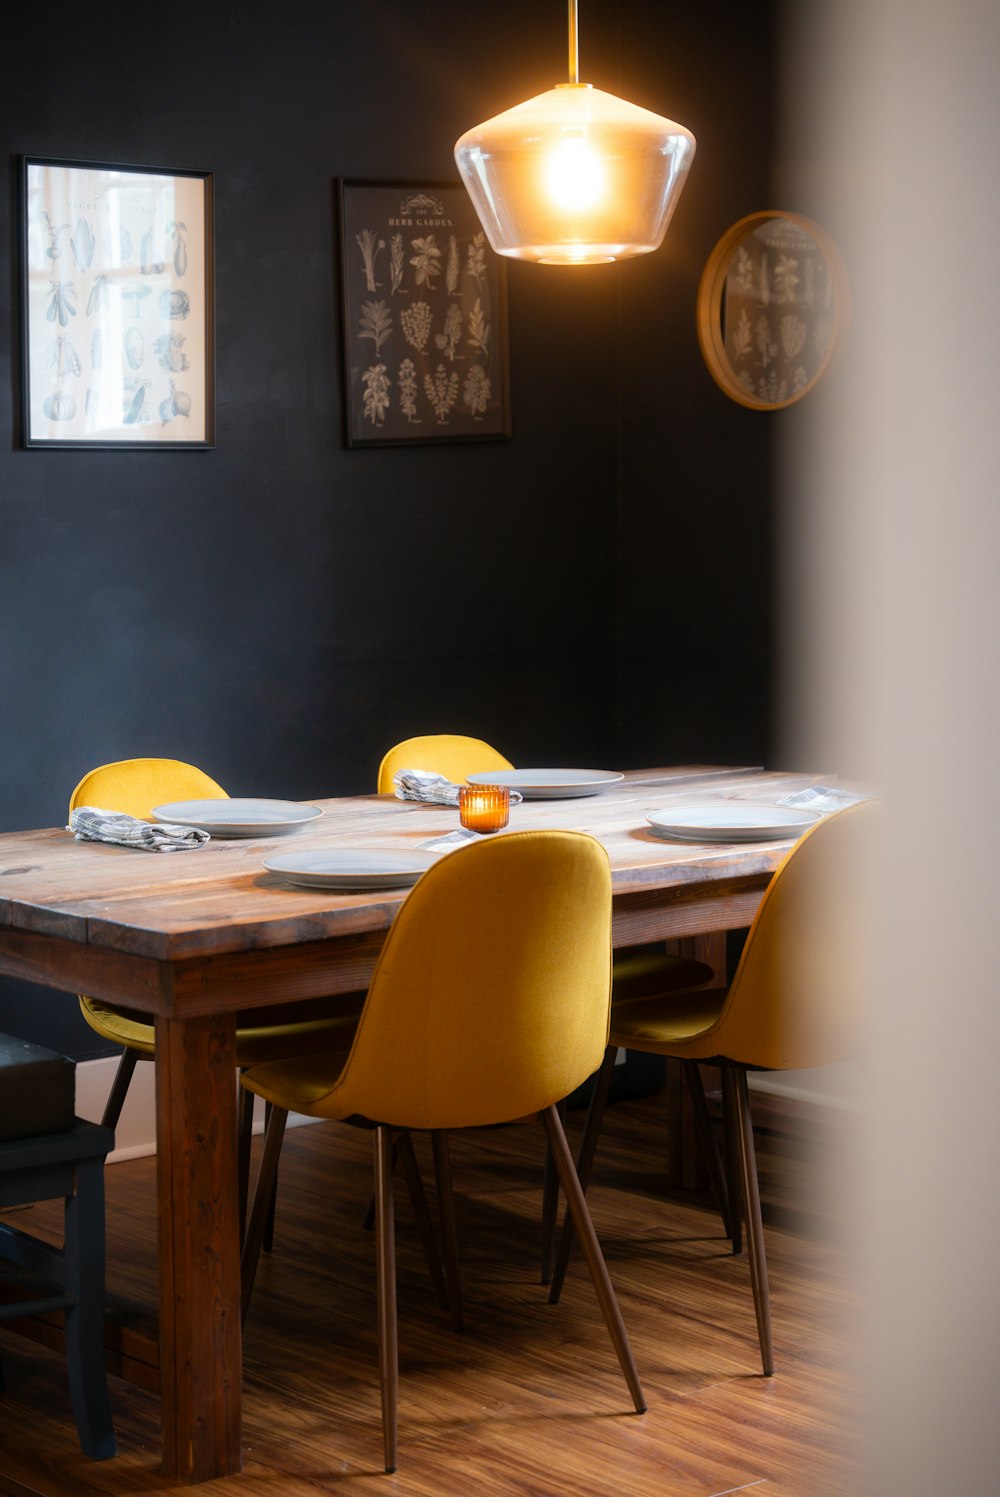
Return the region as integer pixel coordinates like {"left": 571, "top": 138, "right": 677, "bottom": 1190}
{"left": 697, "top": 211, "right": 849, "bottom": 411}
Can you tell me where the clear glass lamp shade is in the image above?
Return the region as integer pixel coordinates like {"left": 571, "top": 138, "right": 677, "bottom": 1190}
{"left": 454, "top": 83, "right": 696, "bottom": 265}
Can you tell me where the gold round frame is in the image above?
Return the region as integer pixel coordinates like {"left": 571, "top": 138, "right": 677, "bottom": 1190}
{"left": 696, "top": 211, "right": 849, "bottom": 412}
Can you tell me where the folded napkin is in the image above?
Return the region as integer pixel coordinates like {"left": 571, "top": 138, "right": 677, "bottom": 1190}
{"left": 68, "top": 806, "right": 210, "bottom": 852}
{"left": 777, "top": 785, "right": 874, "bottom": 813}
{"left": 393, "top": 768, "right": 523, "bottom": 807}
{"left": 419, "top": 828, "right": 482, "bottom": 850}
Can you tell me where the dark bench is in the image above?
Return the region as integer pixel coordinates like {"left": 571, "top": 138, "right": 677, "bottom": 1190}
{"left": 0, "top": 1033, "right": 116, "bottom": 1460}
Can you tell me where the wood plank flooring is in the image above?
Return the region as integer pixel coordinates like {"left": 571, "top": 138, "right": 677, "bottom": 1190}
{"left": 0, "top": 1090, "right": 860, "bottom": 1495}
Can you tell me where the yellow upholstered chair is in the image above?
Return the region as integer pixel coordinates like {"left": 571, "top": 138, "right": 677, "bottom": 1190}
{"left": 239, "top": 831, "right": 646, "bottom": 1472}
{"left": 550, "top": 800, "right": 876, "bottom": 1375}
{"left": 69, "top": 758, "right": 364, "bottom": 1231}
{"left": 376, "top": 733, "right": 514, "bottom": 794}
{"left": 376, "top": 733, "right": 716, "bottom": 1275}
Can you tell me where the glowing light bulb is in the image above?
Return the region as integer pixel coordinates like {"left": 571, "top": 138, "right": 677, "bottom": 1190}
{"left": 546, "top": 137, "right": 605, "bottom": 210}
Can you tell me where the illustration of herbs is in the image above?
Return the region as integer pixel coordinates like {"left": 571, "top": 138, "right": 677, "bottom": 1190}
{"left": 167, "top": 221, "right": 188, "bottom": 276}
{"left": 154, "top": 332, "right": 190, "bottom": 372}
{"left": 86, "top": 274, "right": 110, "bottom": 317}
{"left": 398, "top": 359, "right": 420, "bottom": 423}
{"left": 409, "top": 236, "right": 441, "bottom": 289}
{"left": 757, "top": 253, "right": 770, "bottom": 307}
{"left": 70, "top": 219, "right": 95, "bottom": 272}
{"left": 46, "top": 336, "right": 82, "bottom": 378}
{"left": 389, "top": 234, "right": 405, "bottom": 295}
{"left": 761, "top": 369, "right": 787, "bottom": 403}
{"left": 755, "top": 315, "right": 777, "bottom": 370}
{"left": 356, "top": 228, "right": 385, "bottom": 292}
{"left": 733, "top": 245, "right": 754, "bottom": 294}
{"left": 424, "top": 364, "right": 459, "bottom": 423}
{"left": 140, "top": 225, "right": 165, "bottom": 276}
{"left": 359, "top": 300, "right": 393, "bottom": 356}
{"left": 467, "top": 299, "right": 490, "bottom": 359}
{"left": 434, "top": 304, "right": 463, "bottom": 362}
{"left": 361, "top": 363, "right": 391, "bottom": 425}
{"left": 731, "top": 307, "right": 753, "bottom": 362}
{"left": 445, "top": 235, "right": 460, "bottom": 296}
{"left": 772, "top": 254, "right": 800, "bottom": 305}
{"left": 466, "top": 232, "right": 487, "bottom": 286}
{"left": 462, "top": 364, "right": 492, "bottom": 418}
{"left": 41, "top": 212, "right": 70, "bottom": 264}
{"left": 400, "top": 301, "right": 433, "bottom": 352}
{"left": 812, "top": 311, "right": 834, "bottom": 358}
{"left": 46, "top": 281, "right": 77, "bottom": 327}
{"left": 779, "top": 314, "right": 807, "bottom": 360}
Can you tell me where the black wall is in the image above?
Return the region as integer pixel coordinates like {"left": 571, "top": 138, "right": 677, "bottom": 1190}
{"left": 1, "top": 0, "right": 781, "bottom": 1055}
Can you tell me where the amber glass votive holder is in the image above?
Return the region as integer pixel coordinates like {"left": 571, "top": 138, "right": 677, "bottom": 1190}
{"left": 458, "top": 784, "right": 510, "bottom": 834}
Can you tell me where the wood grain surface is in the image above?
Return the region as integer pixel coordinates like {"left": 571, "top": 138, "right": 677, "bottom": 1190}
{"left": 0, "top": 1088, "right": 861, "bottom": 1497}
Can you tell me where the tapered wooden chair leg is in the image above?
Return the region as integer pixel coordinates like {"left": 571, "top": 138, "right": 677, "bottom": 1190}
{"left": 549, "top": 1044, "right": 616, "bottom": 1304}
{"left": 240, "top": 1105, "right": 288, "bottom": 1326}
{"left": 732, "top": 1067, "right": 773, "bottom": 1374}
{"left": 539, "top": 1097, "right": 568, "bottom": 1284}
{"left": 722, "top": 1067, "right": 743, "bottom": 1255}
{"left": 362, "top": 1139, "right": 399, "bottom": 1231}
{"left": 261, "top": 1101, "right": 278, "bottom": 1253}
{"left": 431, "top": 1130, "right": 463, "bottom": 1331}
{"left": 684, "top": 1061, "right": 733, "bottom": 1241}
{"left": 374, "top": 1126, "right": 399, "bottom": 1473}
{"left": 100, "top": 1047, "right": 139, "bottom": 1130}
{"left": 541, "top": 1105, "right": 646, "bottom": 1415}
{"left": 396, "top": 1130, "right": 450, "bottom": 1313}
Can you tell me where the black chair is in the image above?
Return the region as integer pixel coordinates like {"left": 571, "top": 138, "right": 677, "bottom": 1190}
{"left": 0, "top": 1035, "right": 116, "bottom": 1460}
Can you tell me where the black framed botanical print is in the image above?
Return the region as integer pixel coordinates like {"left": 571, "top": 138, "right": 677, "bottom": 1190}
{"left": 19, "top": 155, "right": 214, "bottom": 448}
{"left": 336, "top": 179, "right": 510, "bottom": 448}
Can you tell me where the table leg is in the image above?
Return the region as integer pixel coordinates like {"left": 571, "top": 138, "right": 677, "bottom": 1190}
{"left": 155, "top": 1013, "right": 242, "bottom": 1482}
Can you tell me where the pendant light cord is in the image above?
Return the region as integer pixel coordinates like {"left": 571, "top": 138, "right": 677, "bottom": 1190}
{"left": 567, "top": 0, "right": 579, "bottom": 84}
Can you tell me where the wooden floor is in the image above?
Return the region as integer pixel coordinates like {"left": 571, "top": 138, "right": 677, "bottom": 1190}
{"left": 0, "top": 1089, "right": 860, "bottom": 1496}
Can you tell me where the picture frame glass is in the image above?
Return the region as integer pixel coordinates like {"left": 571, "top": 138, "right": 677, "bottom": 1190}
{"left": 338, "top": 180, "right": 510, "bottom": 447}
{"left": 697, "top": 211, "right": 848, "bottom": 412}
{"left": 21, "top": 157, "right": 214, "bottom": 447}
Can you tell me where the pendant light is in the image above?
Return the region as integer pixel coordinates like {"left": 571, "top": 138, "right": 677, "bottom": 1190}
{"left": 454, "top": 1, "right": 696, "bottom": 266}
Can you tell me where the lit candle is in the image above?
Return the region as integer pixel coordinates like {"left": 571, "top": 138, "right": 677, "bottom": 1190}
{"left": 458, "top": 784, "right": 510, "bottom": 834}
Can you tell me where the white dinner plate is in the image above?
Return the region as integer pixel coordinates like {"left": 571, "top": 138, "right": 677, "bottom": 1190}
{"left": 263, "top": 848, "right": 437, "bottom": 890}
{"left": 466, "top": 769, "right": 624, "bottom": 799}
{"left": 646, "top": 803, "right": 821, "bottom": 842}
{"left": 152, "top": 798, "right": 324, "bottom": 838}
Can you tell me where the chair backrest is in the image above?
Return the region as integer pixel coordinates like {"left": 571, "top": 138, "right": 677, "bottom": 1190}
{"left": 69, "top": 757, "right": 227, "bottom": 819}
{"left": 699, "top": 800, "right": 878, "bottom": 1071}
{"left": 376, "top": 735, "right": 514, "bottom": 795}
{"left": 318, "top": 831, "right": 613, "bottom": 1130}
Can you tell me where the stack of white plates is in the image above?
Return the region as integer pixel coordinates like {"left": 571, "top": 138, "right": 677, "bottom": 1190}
{"left": 152, "top": 798, "right": 324, "bottom": 838}
{"left": 646, "top": 803, "right": 821, "bottom": 843}
{"left": 466, "top": 769, "right": 623, "bottom": 799}
{"left": 263, "top": 849, "right": 436, "bottom": 891}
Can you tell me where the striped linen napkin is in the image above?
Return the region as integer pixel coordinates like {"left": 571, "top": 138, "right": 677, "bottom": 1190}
{"left": 67, "top": 806, "right": 210, "bottom": 851}
{"left": 393, "top": 768, "right": 523, "bottom": 807}
{"left": 777, "top": 786, "right": 875, "bottom": 813}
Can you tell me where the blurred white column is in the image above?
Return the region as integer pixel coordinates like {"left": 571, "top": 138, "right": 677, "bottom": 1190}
{"left": 778, "top": 2, "right": 1000, "bottom": 1491}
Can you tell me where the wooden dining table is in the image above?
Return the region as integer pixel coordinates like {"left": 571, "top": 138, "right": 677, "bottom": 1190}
{"left": 0, "top": 764, "right": 835, "bottom": 1482}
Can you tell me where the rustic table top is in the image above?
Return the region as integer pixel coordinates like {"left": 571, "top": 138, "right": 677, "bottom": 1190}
{"left": 0, "top": 766, "right": 842, "bottom": 963}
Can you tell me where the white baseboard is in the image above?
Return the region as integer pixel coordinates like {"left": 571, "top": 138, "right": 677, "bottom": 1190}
{"left": 77, "top": 1052, "right": 865, "bottom": 1166}
{"left": 76, "top": 1055, "right": 317, "bottom": 1165}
